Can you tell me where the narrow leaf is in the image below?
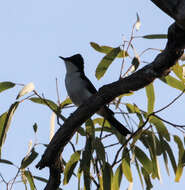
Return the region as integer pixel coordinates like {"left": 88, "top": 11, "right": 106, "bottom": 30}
{"left": 135, "top": 146, "right": 153, "bottom": 174}
{"left": 60, "top": 97, "right": 72, "bottom": 108}
{"left": 16, "top": 82, "right": 35, "bottom": 99}
{"left": 0, "top": 159, "right": 14, "bottom": 165}
{"left": 135, "top": 159, "right": 144, "bottom": 189}
{"left": 130, "top": 57, "right": 140, "bottom": 73}
{"left": 95, "top": 47, "right": 121, "bottom": 80}
{"left": 143, "top": 34, "right": 167, "bottom": 39}
{"left": 33, "top": 176, "right": 48, "bottom": 183}
{"left": 135, "top": 13, "right": 141, "bottom": 31}
{"left": 145, "top": 83, "right": 155, "bottom": 114}
{"left": 0, "top": 102, "right": 19, "bottom": 157}
{"left": 141, "top": 167, "right": 153, "bottom": 190}
{"left": 174, "top": 135, "right": 184, "bottom": 182}
{"left": 24, "top": 171, "right": 35, "bottom": 190}
{"left": 160, "top": 75, "right": 185, "bottom": 91}
{"left": 21, "top": 148, "right": 38, "bottom": 169}
{"left": 161, "top": 138, "right": 177, "bottom": 174}
{"left": 90, "top": 42, "right": 128, "bottom": 58}
{"left": 122, "top": 158, "right": 133, "bottom": 182}
{"left": 112, "top": 165, "right": 122, "bottom": 190}
{"left": 94, "top": 138, "right": 105, "bottom": 163}
{"left": 80, "top": 137, "right": 92, "bottom": 189}
{"left": 0, "top": 81, "right": 15, "bottom": 93}
{"left": 103, "top": 162, "right": 113, "bottom": 190}
{"left": 33, "top": 123, "right": 38, "bottom": 133}
{"left": 163, "top": 151, "right": 170, "bottom": 176}
{"left": 63, "top": 151, "right": 81, "bottom": 185}
{"left": 29, "top": 97, "right": 58, "bottom": 112}
{"left": 172, "top": 62, "right": 184, "bottom": 81}
{"left": 149, "top": 116, "right": 170, "bottom": 141}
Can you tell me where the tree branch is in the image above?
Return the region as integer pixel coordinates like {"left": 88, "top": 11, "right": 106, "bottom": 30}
{"left": 36, "top": 21, "right": 185, "bottom": 190}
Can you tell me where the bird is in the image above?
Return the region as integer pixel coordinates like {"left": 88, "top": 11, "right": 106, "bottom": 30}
{"left": 59, "top": 54, "right": 131, "bottom": 136}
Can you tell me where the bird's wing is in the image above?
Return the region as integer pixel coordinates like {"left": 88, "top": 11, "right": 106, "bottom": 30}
{"left": 80, "top": 72, "right": 97, "bottom": 94}
{"left": 80, "top": 72, "right": 114, "bottom": 115}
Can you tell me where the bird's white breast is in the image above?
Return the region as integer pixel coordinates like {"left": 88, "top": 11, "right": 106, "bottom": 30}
{"left": 65, "top": 72, "right": 92, "bottom": 106}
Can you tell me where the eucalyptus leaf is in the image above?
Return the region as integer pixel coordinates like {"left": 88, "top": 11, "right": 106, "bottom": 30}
{"left": 0, "top": 102, "right": 19, "bottom": 157}
{"left": 135, "top": 146, "right": 153, "bottom": 174}
{"left": 143, "top": 34, "right": 167, "bottom": 39}
{"left": 21, "top": 148, "right": 38, "bottom": 169}
{"left": 160, "top": 75, "right": 185, "bottom": 91}
{"left": 63, "top": 151, "right": 81, "bottom": 185}
{"left": 30, "top": 97, "right": 58, "bottom": 112}
{"left": 145, "top": 83, "right": 155, "bottom": 114}
{"left": 0, "top": 81, "right": 15, "bottom": 93}
{"left": 95, "top": 47, "right": 121, "bottom": 80}
{"left": 90, "top": 42, "right": 128, "bottom": 57}
{"left": 103, "top": 162, "right": 113, "bottom": 190}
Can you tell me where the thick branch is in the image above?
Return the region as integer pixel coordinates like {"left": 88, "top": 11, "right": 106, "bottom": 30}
{"left": 36, "top": 23, "right": 185, "bottom": 172}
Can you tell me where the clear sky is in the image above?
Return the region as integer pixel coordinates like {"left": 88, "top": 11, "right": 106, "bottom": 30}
{"left": 0, "top": 0, "right": 184, "bottom": 190}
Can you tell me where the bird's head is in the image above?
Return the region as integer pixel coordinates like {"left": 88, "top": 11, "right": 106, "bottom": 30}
{"left": 59, "top": 54, "right": 84, "bottom": 73}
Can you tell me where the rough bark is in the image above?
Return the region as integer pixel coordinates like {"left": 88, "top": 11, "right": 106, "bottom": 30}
{"left": 36, "top": 1, "right": 185, "bottom": 189}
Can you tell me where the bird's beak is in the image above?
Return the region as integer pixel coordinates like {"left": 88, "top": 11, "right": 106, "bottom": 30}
{"left": 59, "top": 56, "right": 66, "bottom": 61}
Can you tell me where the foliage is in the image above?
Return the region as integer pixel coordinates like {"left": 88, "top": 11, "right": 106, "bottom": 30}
{"left": 0, "top": 17, "right": 185, "bottom": 190}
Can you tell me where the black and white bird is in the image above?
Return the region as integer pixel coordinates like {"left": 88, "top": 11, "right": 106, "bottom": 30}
{"left": 59, "top": 54, "right": 131, "bottom": 136}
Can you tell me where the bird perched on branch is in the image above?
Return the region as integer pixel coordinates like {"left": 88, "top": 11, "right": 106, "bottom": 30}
{"left": 59, "top": 54, "right": 131, "bottom": 136}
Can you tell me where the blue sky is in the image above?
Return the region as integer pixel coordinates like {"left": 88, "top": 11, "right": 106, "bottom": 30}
{"left": 0, "top": 0, "right": 184, "bottom": 189}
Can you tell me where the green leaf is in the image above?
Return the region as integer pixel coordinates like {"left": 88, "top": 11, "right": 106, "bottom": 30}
{"left": 90, "top": 42, "right": 128, "bottom": 58}
{"left": 94, "top": 138, "right": 105, "bottom": 163}
{"left": 29, "top": 97, "right": 58, "bottom": 112}
{"left": 141, "top": 167, "right": 153, "bottom": 190}
{"left": 122, "top": 158, "right": 133, "bottom": 182}
{"left": 102, "top": 162, "right": 113, "bottom": 190}
{"left": 174, "top": 135, "right": 184, "bottom": 182}
{"left": 0, "top": 159, "right": 14, "bottom": 165}
{"left": 160, "top": 138, "right": 177, "bottom": 174}
{"left": 21, "top": 148, "right": 38, "bottom": 169}
{"left": 0, "top": 102, "right": 19, "bottom": 158}
{"left": 24, "top": 171, "right": 35, "bottom": 190}
{"left": 143, "top": 34, "right": 167, "bottom": 39}
{"left": 63, "top": 151, "right": 81, "bottom": 185}
{"left": 80, "top": 137, "right": 92, "bottom": 190}
{"left": 172, "top": 62, "right": 184, "bottom": 81}
{"left": 160, "top": 75, "right": 185, "bottom": 91}
{"left": 135, "top": 146, "right": 153, "bottom": 174}
{"left": 135, "top": 159, "right": 144, "bottom": 189}
{"left": 139, "top": 132, "right": 160, "bottom": 179}
{"left": 131, "top": 57, "right": 140, "bottom": 72}
{"left": 33, "top": 123, "right": 38, "bottom": 133}
{"left": 33, "top": 175, "right": 48, "bottom": 183}
{"left": 93, "top": 117, "right": 111, "bottom": 127}
{"left": 163, "top": 151, "right": 170, "bottom": 176}
{"left": 95, "top": 47, "right": 121, "bottom": 80}
{"left": 112, "top": 165, "right": 122, "bottom": 190}
{"left": 60, "top": 97, "right": 72, "bottom": 108}
{"left": 126, "top": 103, "right": 140, "bottom": 114}
{"left": 149, "top": 116, "right": 170, "bottom": 141}
{"left": 0, "top": 81, "right": 15, "bottom": 93}
{"left": 85, "top": 119, "right": 95, "bottom": 137}
{"left": 145, "top": 83, "right": 155, "bottom": 114}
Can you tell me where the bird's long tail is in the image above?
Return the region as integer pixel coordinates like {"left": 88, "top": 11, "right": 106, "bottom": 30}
{"left": 98, "top": 106, "right": 131, "bottom": 136}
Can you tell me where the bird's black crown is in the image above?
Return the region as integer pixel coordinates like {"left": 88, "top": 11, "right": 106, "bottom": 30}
{"left": 59, "top": 54, "right": 84, "bottom": 71}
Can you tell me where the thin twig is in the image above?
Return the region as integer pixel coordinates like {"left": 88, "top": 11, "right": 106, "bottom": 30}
{"left": 112, "top": 117, "right": 149, "bottom": 167}
{"left": 153, "top": 114, "right": 185, "bottom": 129}
{"left": 154, "top": 89, "right": 185, "bottom": 114}
{"left": 56, "top": 78, "right": 61, "bottom": 105}
{"left": 104, "top": 142, "right": 120, "bottom": 148}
